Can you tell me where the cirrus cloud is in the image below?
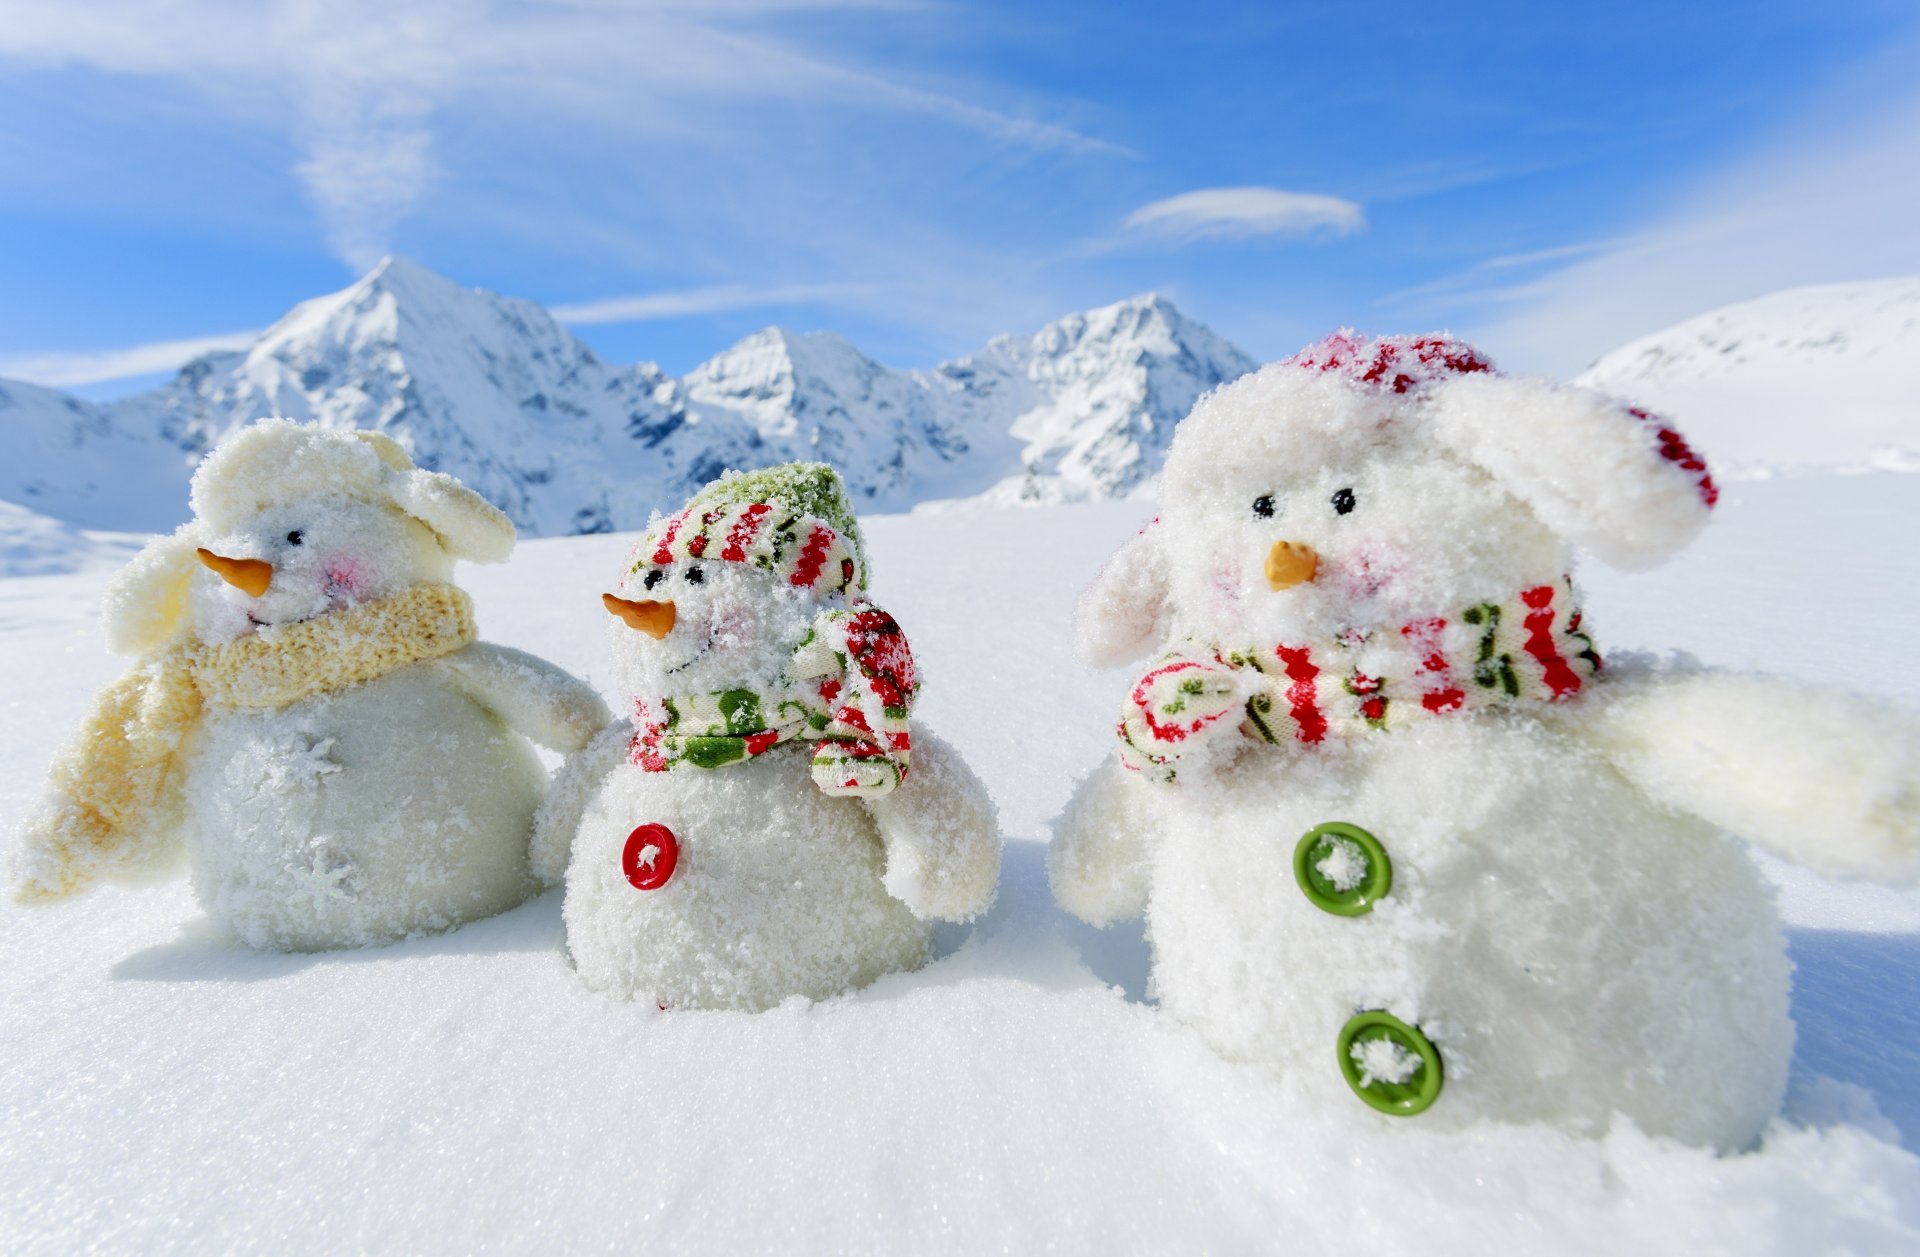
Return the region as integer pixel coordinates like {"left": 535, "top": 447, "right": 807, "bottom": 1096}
{"left": 0, "top": 330, "right": 260, "bottom": 388}
{"left": 1122, "top": 186, "right": 1365, "bottom": 245}
{"left": 0, "top": 0, "right": 1121, "bottom": 273}
{"left": 550, "top": 282, "right": 877, "bottom": 326}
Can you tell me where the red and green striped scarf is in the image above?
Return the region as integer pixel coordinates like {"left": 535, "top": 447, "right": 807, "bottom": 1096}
{"left": 1119, "top": 578, "right": 1600, "bottom": 784}
{"left": 630, "top": 605, "right": 917, "bottom": 797}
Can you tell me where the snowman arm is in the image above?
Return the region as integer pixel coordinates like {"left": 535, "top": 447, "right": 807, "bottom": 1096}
{"left": 432, "top": 643, "right": 612, "bottom": 753}
{"left": 863, "top": 727, "right": 1002, "bottom": 922}
{"left": 529, "top": 719, "right": 632, "bottom": 886}
{"left": 1573, "top": 658, "right": 1920, "bottom": 883}
{"left": 1047, "top": 753, "right": 1155, "bottom": 927}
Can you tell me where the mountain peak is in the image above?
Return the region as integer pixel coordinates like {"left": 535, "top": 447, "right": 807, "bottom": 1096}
{"left": 13, "top": 269, "right": 1258, "bottom": 535}
{"left": 685, "top": 325, "right": 880, "bottom": 399}
{"left": 256, "top": 257, "right": 472, "bottom": 351}
{"left": 1113, "top": 290, "right": 1174, "bottom": 315}
{"left": 1081, "top": 290, "right": 1184, "bottom": 326}
{"left": 359, "top": 254, "right": 457, "bottom": 296}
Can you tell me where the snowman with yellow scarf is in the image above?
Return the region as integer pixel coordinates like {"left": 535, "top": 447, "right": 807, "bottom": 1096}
{"left": 13, "top": 420, "right": 610, "bottom": 949}
{"left": 535, "top": 463, "right": 1000, "bottom": 1010}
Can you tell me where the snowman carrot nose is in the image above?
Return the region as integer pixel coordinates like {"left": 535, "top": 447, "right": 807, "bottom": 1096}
{"left": 603, "top": 593, "right": 677, "bottom": 639}
{"left": 196, "top": 548, "right": 274, "bottom": 597}
{"left": 1265, "top": 541, "right": 1318, "bottom": 591}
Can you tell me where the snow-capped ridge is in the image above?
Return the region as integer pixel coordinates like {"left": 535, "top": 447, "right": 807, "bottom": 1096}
{"left": 3, "top": 262, "right": 1254, "bottom": 536}
{"left": 945, "top": 291, "right": 1257, "bottom": 505}
{"left": 0, "top": 376, "right": 190, "bottom": 532}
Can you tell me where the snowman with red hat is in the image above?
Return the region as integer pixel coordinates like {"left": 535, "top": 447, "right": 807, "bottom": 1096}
{"left": 535, "top": 462, "right": 1001, "bottom": 1010}
{"left": 1050, "top": 332, "right": 1920, "bottom": 1149}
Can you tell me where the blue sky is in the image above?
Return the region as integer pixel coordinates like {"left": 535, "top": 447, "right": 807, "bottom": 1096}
{"left": 2, "top": 0, "right": 1917, "bottom": 395}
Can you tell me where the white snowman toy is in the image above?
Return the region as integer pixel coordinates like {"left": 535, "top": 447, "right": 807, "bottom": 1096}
{"left": 533, "top": 463, "right": 1000, "bottom": 1010}
{"left": 13, "top": 420, "right": 610, "bottom": 950}
{"left": 1050, "top": 332, "right": 1920, "bottom": 1149}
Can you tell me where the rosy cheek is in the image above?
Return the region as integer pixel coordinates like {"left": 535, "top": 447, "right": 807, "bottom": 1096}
{"left": 323, "top": 554, "right": 371, "bottom": 599}
{"left": 1329, "top": 546, "right": 1401, "bottom": 599}
{"left": 1201, "top": 564, "right": 1247, "bottom": 624}
{"left": 709, "top": 605, "right": 756, "bottom": 643}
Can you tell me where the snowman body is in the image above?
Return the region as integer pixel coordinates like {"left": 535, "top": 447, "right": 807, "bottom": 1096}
{"left": 543, "top": 462, "right": 999, "bottom": 1009}
{"left": 562, "top": 741, "right": 929, "bottom": 1008}
{"left": 1138, "top": 711, "right": 1791, "bottom": 1147}
{"left": 181, "top": 661, "right": 547, "bottom": 951}
{"left": 14, "top": 422, "right": 610, "bottom": 943}
{"left": 1049, "top": 335, "right": 1919, "bottom": 1149}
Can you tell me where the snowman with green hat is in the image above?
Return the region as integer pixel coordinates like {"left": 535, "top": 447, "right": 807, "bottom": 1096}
{"left": 534, "top": 462, "right": 1001, "bottom": 1009}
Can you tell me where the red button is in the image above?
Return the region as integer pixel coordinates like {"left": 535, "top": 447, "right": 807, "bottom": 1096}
{"left": 622, "top": 823, "right": 679, "bottom": 891}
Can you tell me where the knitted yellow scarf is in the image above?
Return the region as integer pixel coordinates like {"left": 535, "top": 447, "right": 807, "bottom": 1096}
{"left": 13, "top": 583, "right": 475, "bottom": 902}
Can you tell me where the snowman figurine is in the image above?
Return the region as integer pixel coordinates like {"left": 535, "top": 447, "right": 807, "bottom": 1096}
{"left": 533, "top": 463, "right": 1000, "bottom": 1010}
{"left": 12, "top": 420, "right": 610, "bottom": 950}
{"left": 1049, "top": 332, "right": 1920, "bottom": 1149}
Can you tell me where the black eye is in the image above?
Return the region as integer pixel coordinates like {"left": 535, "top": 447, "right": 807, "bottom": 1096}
{"left": 1252, "top": 495, "right": 1275, "bottom": 519}
{"left": 685, "top": 566, "right": 705, "bottom": 585}
{"left": 1331, "top": 488, "right": 1356, "bottom": 516}
{"left": 286, "top": 530, "right": 304, "bottom": 545}
{"left": 642, "top": 569, "right": 665, "bottom": 591}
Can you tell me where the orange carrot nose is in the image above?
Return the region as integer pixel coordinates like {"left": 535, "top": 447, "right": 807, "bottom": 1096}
{"left": 196, "top": 548, "right": 274, "bottom": 597}
{"left": 1265, "top": 540, "right": 1319, "bottom": 591}
{"left": 603, "top": 593, "right": 677, "bottom": 640}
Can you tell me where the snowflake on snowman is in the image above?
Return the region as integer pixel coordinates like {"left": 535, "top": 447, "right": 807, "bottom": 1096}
{"left": 1051, "top": 331, "right": 1920, "bottom": 1150}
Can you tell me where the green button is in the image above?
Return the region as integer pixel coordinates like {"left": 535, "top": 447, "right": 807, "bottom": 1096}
{"left": 1293, "top": 821, "right": 1392, "bottom": 916}
{"left": 1338, "top": 1010, "right": 1444, "bottom": 1116}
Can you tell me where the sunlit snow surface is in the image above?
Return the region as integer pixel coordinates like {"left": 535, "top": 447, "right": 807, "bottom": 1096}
{"left": 3, "top": 477, "right": 1919, "bottom": 1253}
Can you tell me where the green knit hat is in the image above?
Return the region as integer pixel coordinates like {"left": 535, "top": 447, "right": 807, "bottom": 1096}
{"left": 634, "top": 462, "right": 869, "bottom": 594}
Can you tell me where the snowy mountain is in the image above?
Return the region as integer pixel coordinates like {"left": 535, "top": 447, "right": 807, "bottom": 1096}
{"left": 1578, "top": 277, "right": 1920, "bottom": 473}
{"left": 936, "top": 295, "right": 1256, "bottom": 505}
{"left": 0, "top": 377, "right": 189, "bottom": 531}
{"left": 107, "top": 257, "right": 737, "bottom": 537}
{"left": 4, "top": 260, "right": 1254, "bottom": 538}
{"left": 678, "top": 326, "right": 1013, "bottom": 509}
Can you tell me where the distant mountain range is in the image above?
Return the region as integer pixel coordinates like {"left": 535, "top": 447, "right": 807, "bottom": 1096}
{"left": 0, "top": 258, "right": 1255, "bottom": 539}
{"left": 5, "top": 264, "right": 1914, "bottom": 568}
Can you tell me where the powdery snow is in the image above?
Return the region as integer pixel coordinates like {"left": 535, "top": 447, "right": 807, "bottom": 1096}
{"left": 2, "top": 478, "right": 1919, "bottom": 1253}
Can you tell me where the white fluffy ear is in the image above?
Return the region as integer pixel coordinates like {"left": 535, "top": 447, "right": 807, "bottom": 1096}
{"left": 347, "top": 430, "right": 516, "bottom": 563}
{"left": 1074, "top": 522, "right": 1170, "bottom": 668}
{"left": 1429, "top": 374, "right": 1717, "bottom": 569}
{"left": 393, "top": 469, "right": 517, "bottom": 563}
{"left": 101, "top": 524, "right": 202, "bottom": 656}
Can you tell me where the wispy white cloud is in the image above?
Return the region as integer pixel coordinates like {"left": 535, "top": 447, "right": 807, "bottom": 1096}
{"left": 0, "top": 331, "right": 259, "bottom": 388}
{"left": 1121, "top": 186, "right": 1365, "bottom": 245}
{"left": 0, "top": 0, "right": 1119, "bottom": 272}
{"left": 551, "top": 282, "right": 875, "bottom": 325}
{"left": 1375, "top": 238, "right": 1620, "bottom": 309}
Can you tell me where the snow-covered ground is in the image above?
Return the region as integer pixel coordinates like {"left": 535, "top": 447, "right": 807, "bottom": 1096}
{"left": 4, "top": 478, "right": 1919, "bottom": 1254}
